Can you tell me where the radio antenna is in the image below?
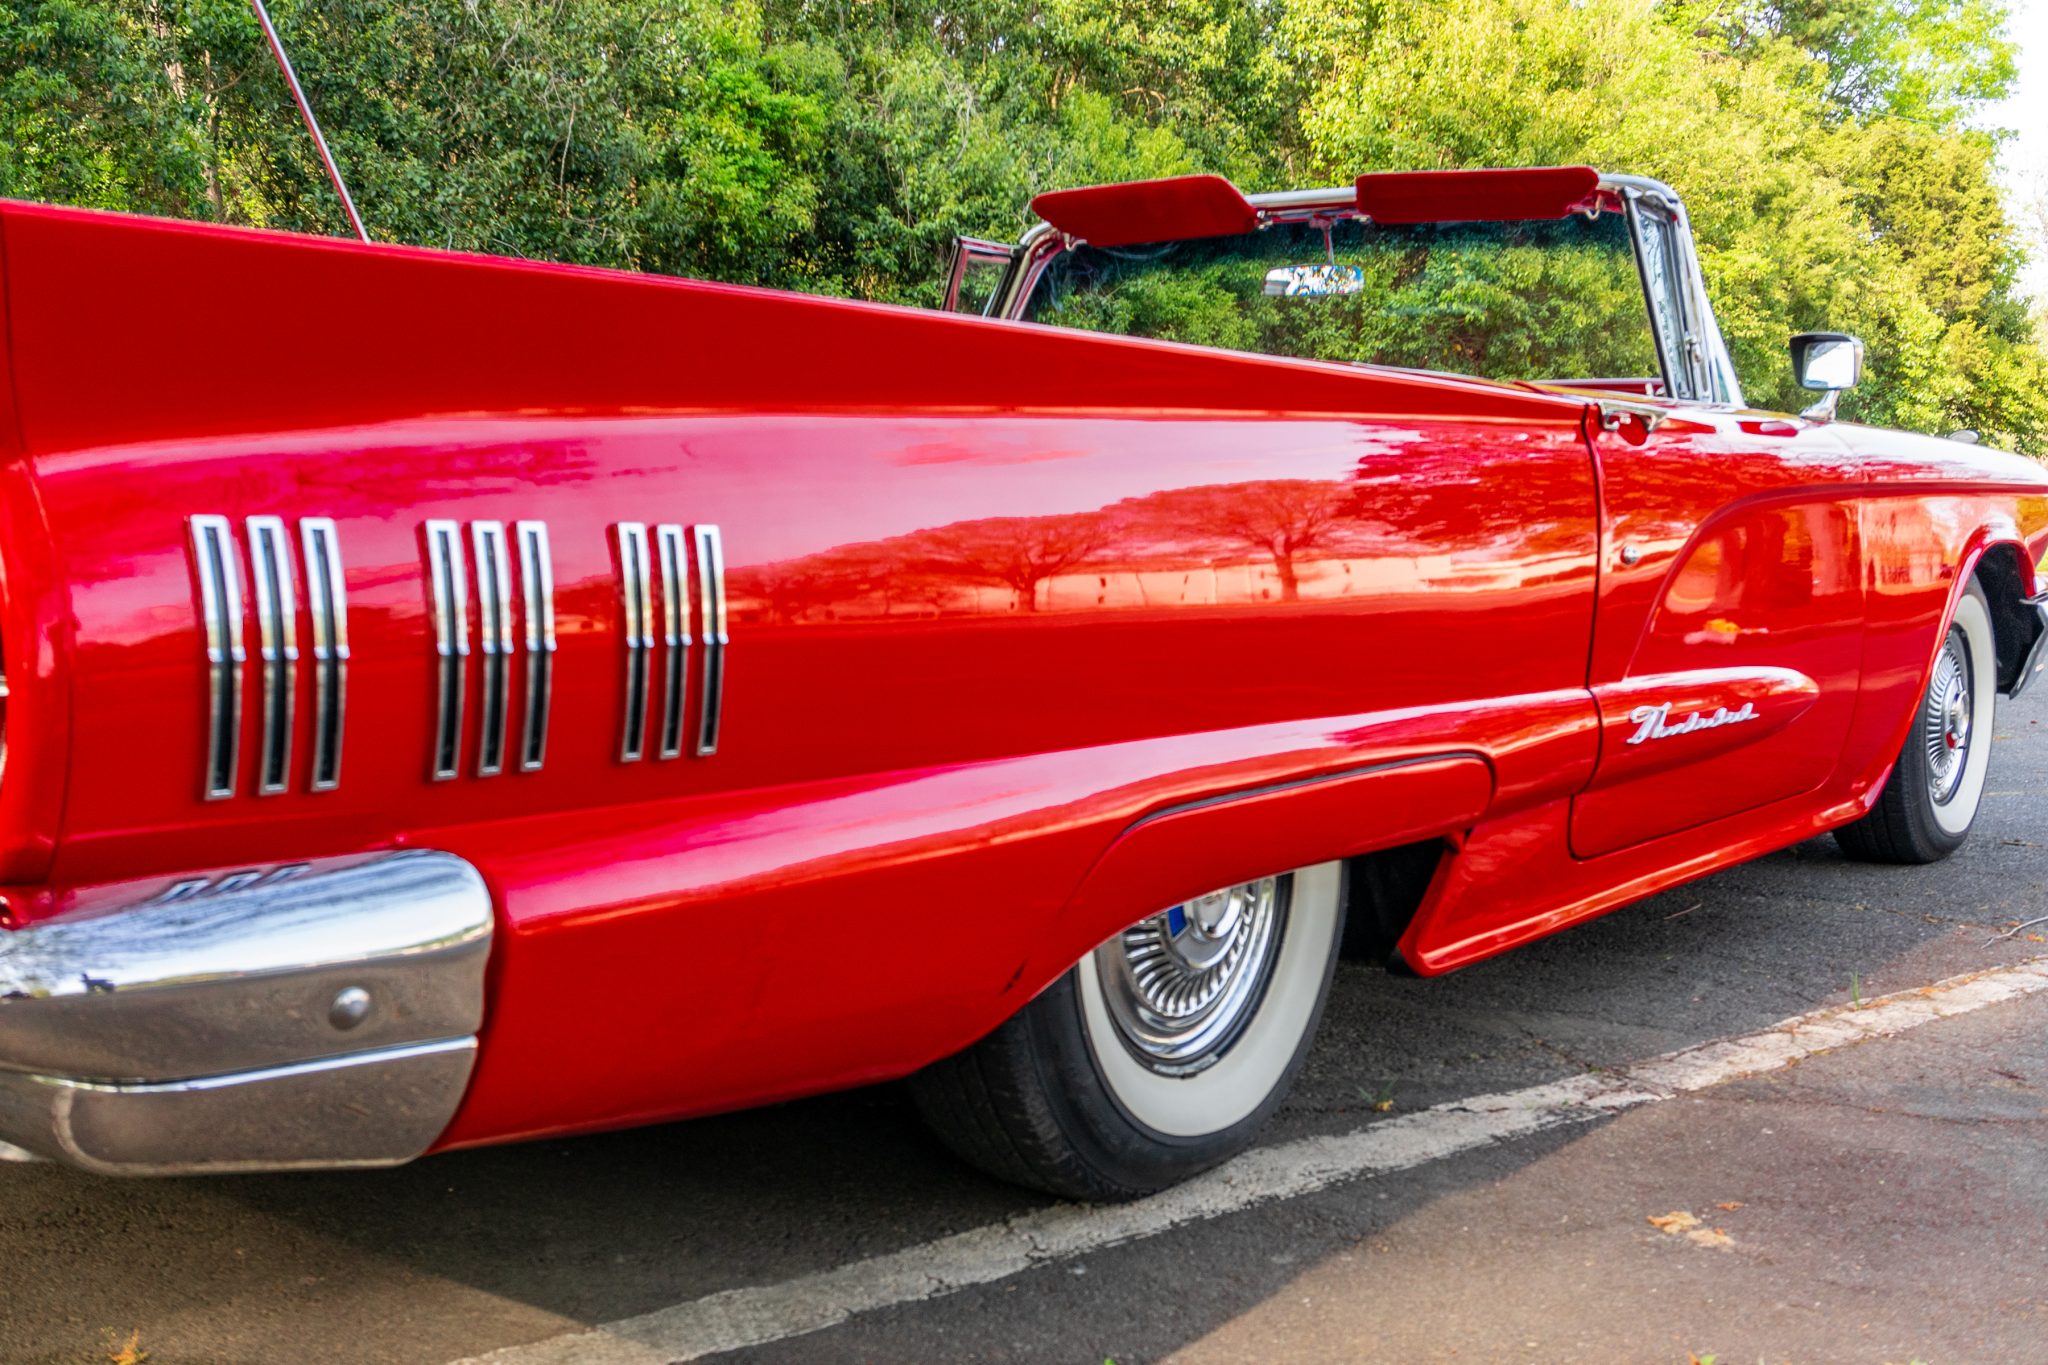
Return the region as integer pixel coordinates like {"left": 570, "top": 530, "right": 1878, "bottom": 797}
{"left": 247, "top": 0, "right": 369, "bottom": 243}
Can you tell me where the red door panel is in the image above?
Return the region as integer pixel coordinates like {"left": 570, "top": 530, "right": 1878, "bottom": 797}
{"left": 1571, "top": 414, "right": 1866, "bottom": 856}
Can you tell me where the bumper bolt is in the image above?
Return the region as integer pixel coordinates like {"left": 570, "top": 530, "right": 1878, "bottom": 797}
{"left": 329, "top": 986, "right": 372, "bottom": 1030}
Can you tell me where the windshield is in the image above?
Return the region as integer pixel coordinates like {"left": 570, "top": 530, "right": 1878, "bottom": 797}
{"left": 1024, "top": 212, "right": 1663, "bottom": 388}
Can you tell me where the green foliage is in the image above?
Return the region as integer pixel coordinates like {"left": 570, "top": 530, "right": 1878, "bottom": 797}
{"left": 1, "top": 0, "right": 2041, "bottom": 449}
{"left": 1034, "top": 215, "right": 1664, "bottom": 382}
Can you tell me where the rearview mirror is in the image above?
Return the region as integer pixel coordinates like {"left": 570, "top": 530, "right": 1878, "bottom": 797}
{"left": 1264, "top": 264, "right": 1365, "bottom": 297}
{"left": 1790, "top": 332, "right": 1863, "bottom": 391}
{"left": 1789, "top": 331, "right": 1863, "bottom": 421}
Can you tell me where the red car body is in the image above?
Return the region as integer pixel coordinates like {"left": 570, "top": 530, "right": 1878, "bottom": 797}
{"left": 0, "top": 167, "right": 2043, "bottom": 1172}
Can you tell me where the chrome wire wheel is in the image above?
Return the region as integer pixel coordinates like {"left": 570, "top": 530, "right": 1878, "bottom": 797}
{"left": 1923, "top": 626, "right": 1974, "bottom": 807}
{"left": 1094, "top": 876, "right": 1287, "bottom": 1077}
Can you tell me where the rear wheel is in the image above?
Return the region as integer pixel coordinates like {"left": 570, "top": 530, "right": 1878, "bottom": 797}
{"left": 911, "top": 862, "right": 1345, "bottom": 1200}
{"left": 1837, "top": 581, "right": 1998, "bottom": 864}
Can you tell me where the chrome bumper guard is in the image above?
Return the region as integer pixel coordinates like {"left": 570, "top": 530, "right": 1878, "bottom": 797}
{"left": 2013, "top": 595, "right": 2048, "bottom": 701}
{"left": 0, "top": 850, "right": 491, "bottom": 1175}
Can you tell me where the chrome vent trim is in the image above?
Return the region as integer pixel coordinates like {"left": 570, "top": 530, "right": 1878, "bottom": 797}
{"left": 424, "top": 520, "right": 469, "bottom": 782}
{"left": 470, "top": 522, "right": 513, "bottom": 778}
{"left": 614, "top": 522, "right": 653, "bottom": 762}
{"left": 655, "top": 524, "right": 692, "bottom": 760}
{"left": 300, "top": 517, "right": 348, "bottom": 792}
{"left": 693, "top": 524, "right": 728, "bottom": 757}
{"left": 245, "top": 516, "right": 299, "bottom": 796}
{"left": 189, "top": 515, "right": 245, "bottom": 801}
{"left": 516, "top": 521, "right": 555, "bottom": 772}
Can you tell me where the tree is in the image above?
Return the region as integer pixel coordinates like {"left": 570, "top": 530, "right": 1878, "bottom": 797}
{"left": 3, "top": 0, "right": 2041, "bottom": 452}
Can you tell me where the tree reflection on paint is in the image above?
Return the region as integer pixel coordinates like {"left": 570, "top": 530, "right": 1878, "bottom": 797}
{"left": 726, "top": 433, "right": 1594, "bottom": 625}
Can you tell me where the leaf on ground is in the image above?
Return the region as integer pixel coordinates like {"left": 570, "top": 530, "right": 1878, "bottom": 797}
{"left": 107, "top": 1331, "right": 149, "bottom": 1365}
{"left": 1648, "top": 1210, "right": 1701, "bottom": 1233}
{"left": 1372, "top": 1099, "right": 1395, "bottom": 1113}
{"left": 1714, "top": 1200, "right": 1744, "bottom": 1211}
{"left": 1686, "top": 1227, "right": 1735, "bottom": 1249}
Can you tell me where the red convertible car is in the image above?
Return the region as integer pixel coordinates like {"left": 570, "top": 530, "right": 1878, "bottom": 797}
{"left": 0, "top": 166, "right": 2042, "bottom": 1198}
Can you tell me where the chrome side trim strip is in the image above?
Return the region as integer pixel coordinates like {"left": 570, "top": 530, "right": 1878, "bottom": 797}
{"left": 693, "top": 524, "right": 728, "bottom": 756}
{"left": 300, "top": 517, "right": 348, "bottom": 792}
{"left": 615, "top": 522, "right": 653, "bottom": 761}
{"left": 655, "top": 523, "right": 692, "bottom": 759}
{"left": 245, "top": 516, "right": 299, "bottom": 795}
{"left": 470, "top": 522, "right": 513, "bottom": 777}
{"left": 516, "top": 521, "right": 555, "bottom": 772}
{"left": 189, "top": 515, "right": 245, "bottom": 801}
{"left": 424, "top": 520, "right": 469, "bottom": 781}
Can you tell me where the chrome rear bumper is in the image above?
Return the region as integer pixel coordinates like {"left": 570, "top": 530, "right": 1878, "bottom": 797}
{"left": 0, "top": 850, "right": 491, "bottom": 1174}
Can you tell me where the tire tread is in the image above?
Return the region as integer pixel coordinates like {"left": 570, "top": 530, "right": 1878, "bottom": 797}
{"left": 910, "top": 1010, "right": 1128, "bottom": 1200}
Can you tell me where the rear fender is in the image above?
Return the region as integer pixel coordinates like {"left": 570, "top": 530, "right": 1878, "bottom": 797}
{"left": 1016, "top": 753, "right": 1495, "bottom": 998}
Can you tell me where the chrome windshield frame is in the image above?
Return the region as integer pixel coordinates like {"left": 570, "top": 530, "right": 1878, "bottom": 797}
{"left": 992, "top": 174, "right": 1746, "bottom": 409}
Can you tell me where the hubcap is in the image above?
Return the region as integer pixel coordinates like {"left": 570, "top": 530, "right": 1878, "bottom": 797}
{"left": 1924, "top": 627, "right": 1974, "bottom": 805}
{"left": 1095, "top": 876, "right": 1287, "bottom": 1076}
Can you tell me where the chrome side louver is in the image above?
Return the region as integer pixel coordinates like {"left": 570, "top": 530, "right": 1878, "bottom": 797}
{"left": 655, "top": 524, "right": 692, "bottom": 760}
{"left": 300, "top": 518, "right": 349, "bottom": 792}
{"left": 422, "top": 517, "right": 558, "bottom": 780}
{"left": 614, "top": 522, "right": 654, "bottom": 762}
{"left": 245, "top": 516, "right": 299, "bottom": 796}
{"left": 189, "top": 516, "right": 246, "bottom": 801}
{"left": 470, "top": 522, "right": 513, "bottom": 778}
{"left": 183, "top": 512, "right": 725, "bottom": 799}
{"left": 612, "top": 520, "right": 724, "bottom": 763}
{"left": 693, "top": 525, "right": 727, "bottom": 757}
{"left": 189, "top": 515, "right": 350, "bottom": 799}
{"left": 516, "top": 521, "right": 555, "bottom": 772}
{"left": 424, "top": 520, "right": 470, "bottom": 782}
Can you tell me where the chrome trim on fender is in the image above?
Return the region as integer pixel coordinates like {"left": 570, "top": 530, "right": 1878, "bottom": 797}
{"left": 693, "top": 524, "right": 728, "bottom": 756}
{"left": 424, "top": 520, "right": 469, "bottom": 781}
{"left": 188, "top": 515, "right": 245, "bottom": 801}
{"left": 300, "top": 517, "right": 348, "bottom": 792}
{"left": 656, "top": 524, "right": 692, "bottom": 760}
{"left": 615, "top": 522, "right": 654, "bottom": 761}
{"left": 516, "top": 520, "right": 555, "bottom": 772}
{"left": 0, "top": 850, "right": 491, "bottom": 1174}
{"left": 246, "top": 516, "right": 299, "bottom": 795}
{"left": 470, "top": 521, "right": 513, "bottom": 777}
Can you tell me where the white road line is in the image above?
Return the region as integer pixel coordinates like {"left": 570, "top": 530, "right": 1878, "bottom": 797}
{"left": 454, "top": 956, "right": 2048, "bottom": 1365}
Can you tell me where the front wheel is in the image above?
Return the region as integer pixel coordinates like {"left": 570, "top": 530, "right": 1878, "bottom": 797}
{"left": 1837, "top": 580, "right": 1998, "bottom": 864}
{"left": 911, "top": 863, "right": 1346, "bottom": 1200}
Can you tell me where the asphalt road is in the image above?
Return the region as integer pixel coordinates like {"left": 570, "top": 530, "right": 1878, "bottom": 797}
{"left": 5, "top": 688, "right": 2047, "bottom": 1365}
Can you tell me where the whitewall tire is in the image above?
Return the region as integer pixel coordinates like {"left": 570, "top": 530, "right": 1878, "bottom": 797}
{"left": 912, "top": 862, "right": 1346, "bottom": 1200}
{"left": 1838, "top": 580, "right": 1999, "bottom": 863}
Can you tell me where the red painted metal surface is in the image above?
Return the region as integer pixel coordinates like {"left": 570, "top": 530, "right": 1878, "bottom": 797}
{"left": 1029, "top": 174, "right": 1261, "bottom": 247}
{"left": 1354, "top": 166, "right": 1603, "bottom": 223}
{"left": 0, "top": 199, "right": 2044, "bottom": 1152}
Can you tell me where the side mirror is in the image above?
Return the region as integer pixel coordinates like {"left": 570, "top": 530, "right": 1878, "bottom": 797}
{"left": 1789, "top": 331, "right": 1863, "bottom": 421}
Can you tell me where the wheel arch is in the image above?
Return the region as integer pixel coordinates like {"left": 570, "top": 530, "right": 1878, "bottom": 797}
{"left": 1968, "top": 540, "right": 2045, "bottom": 696}
{"left": 1011, "top": 753, "right": 1495, "bottom": 1012}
